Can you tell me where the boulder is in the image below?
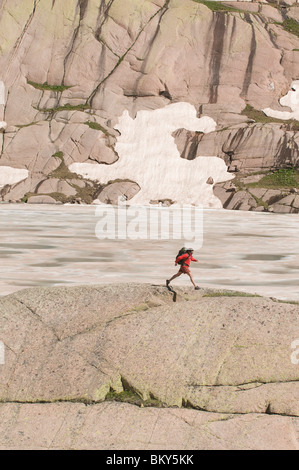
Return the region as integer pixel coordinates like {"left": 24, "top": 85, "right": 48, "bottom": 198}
{"left": 213, "top": 184, "right": 235, "bottom": 207}
{"left": 240, "top": 174, "right": 265, "bottom": 185}
{"left": 269, "top": 203, "right": 292, "bottom": 213}
{"left": 27, "top": 195, "right": 61, "bottom": 204}
{"left": 36, "top": 178, "right": 77, "bottom": 197}
{"left": 263, "top": 189, "right": 285, "bottom": 205}
{"left": 197, "top": 124, "right": 299, "bottom": 173}
{"left": 278, "top": 194, "right": 295, "bottom": 206}
{"left": 1, "top": 283, "right": 299, "bottom": 409}
{"left": 1, "top": 283, "right": 299, "bottom": 449}
{"left": 248, "top": 188, "right": 268, "bottom": 199}
{"left": 253, "top": 205, "right": 266, "bottom": 212}
{"left": 224, "top": 190, "right": 257, "bottom": 210}
{"left": 96, "top": 181, "right": 141, "bottom": 205}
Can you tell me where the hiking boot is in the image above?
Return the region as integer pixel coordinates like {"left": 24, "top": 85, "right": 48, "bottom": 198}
{"left": 194, "top": 286, "right": 200, "bottom": 290}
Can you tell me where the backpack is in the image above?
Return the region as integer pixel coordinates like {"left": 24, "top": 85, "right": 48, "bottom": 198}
{"left": 175, "top": 247, "right": 187, "bottom": 265}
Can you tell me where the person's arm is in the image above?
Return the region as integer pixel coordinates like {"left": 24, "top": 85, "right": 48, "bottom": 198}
{"left": 191, "top": 256, "right": 198, "bottom": 262}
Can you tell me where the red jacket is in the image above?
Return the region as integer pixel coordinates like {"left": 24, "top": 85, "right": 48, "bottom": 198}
{"left": 176, "top": 253, "right": 197, "bottom": 267}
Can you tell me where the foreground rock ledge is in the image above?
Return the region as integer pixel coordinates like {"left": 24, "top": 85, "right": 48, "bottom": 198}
{"left": 1, "top": 283, "right": 299, "bottom": 449}
{"left": 1, "top": 402, "right": 299, "bottom": 450}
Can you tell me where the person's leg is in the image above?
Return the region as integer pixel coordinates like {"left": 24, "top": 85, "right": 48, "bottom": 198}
{"left": 187, "top": 271, "right": 198, "bottom": 288}
{"left": 167, "top": 270, "right": 182, "bottom": 285}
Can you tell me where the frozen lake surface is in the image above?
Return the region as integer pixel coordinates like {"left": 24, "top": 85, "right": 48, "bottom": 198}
{"left": 0, "top": 203, "right": 299, "bottom": 301}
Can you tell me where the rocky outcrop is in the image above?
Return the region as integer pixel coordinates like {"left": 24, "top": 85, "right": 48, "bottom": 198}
{"left": 1, "top": 402, "right": 299, "bottom": 450}
{"left": 27, "top": 194, "right": 62, "bottom": 204}
{"left": 95, "top": 180, "right": 141, "bottom": 204}
{"left": 174, "top": 123, "right": 299, "bottom": 172}
{"left": 213, "top": 173, "right": 299, "bottom": 212}
{"left": 1, "top": 283, "right": 299, "bottom": 449}
{"left": 0, "top": 0, "right": 299, "bottom": 209}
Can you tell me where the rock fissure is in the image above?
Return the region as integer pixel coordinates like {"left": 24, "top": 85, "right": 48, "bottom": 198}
{"left": 240, "top": 17, "right": 257, "bottom": 99}
{"left": 60, "top": 2, "right": 86, "bottom": 88}
{"left": 94, "top": 0, "right": 115, "bottom": 39}
{"left": 86, "top": 0, "right": 171, "bottom": 106}
{"left": 132, "top": 2, "right": 171, "bottom": 97}
{"left": 188, "top": 379, "right": 299, "bottom": 389}
{"left": 4, "top": 0, "right": 39, "bottom": 82}
{"left": 14, "top": 298, "right": 60, "bottom": 342}
{"left": 0, "top": 395, "right": 298, "bottom": 420}
{"left": 209, "top": 12, "right": 226, "bottom": 104}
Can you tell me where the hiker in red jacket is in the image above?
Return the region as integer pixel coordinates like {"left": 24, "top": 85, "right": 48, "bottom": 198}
{"left": 166, "top": 248, "right": 200, "bottom": 290}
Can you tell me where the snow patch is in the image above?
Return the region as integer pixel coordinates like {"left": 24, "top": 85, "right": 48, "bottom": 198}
{"left": 69, "top": 102, "right": 234, "bottom": 207}
{"left": 0, "top": 167, "right": 29, "bottom": 188}
{"left": 263, "top": 80, "right": 299, "bottom": 121}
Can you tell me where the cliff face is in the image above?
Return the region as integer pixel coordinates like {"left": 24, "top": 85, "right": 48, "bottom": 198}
{"left": 0, "top": 0, "right": 299, "bottom": 210}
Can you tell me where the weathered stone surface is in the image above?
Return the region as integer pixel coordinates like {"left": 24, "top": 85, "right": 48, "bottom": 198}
{"left": 1, "top": 402, "right": 299, "bottom": 450}
{"left": 248, "top": 187, "right": 268, "bottom": 199}
{"left": 1, "top": 174, "right": 48, "bottom": 202}
{"left": 278, "top": 194, "right": 295, "bottom": 206}
{"left": 263, "top": 189, "right": 285, "bottom": 204}
{"left": 26, "top": 195, "right": 62, "bottom": 204}
{"left": 252, "top": 205, "right": 266, "bottom": 212}
{"left": 213, "top": 182, "right": 299, "bottom": 213}
{"left": 240, "top": 174, "right": 265, "bottom": 185}
{"left": 0, "top": 0, "right": 299, "bottom": 209}
{"left": 1, "top": 284, "right": 299, "bottom": 409}
{"left": 269, "top": 203, "right": 292, "bottom": 213}
{"left": 224, "top": 2, "right": 288, "bottom": 23}
{"left": 213, "top": 185, "right": 235, "bottom": 207}
{"left": 224, "top": 190, "right": 255, "bottom": 210}
{"left": 172, "top": 128, "right": 203, "bottom": 160}
{"left": 36, "top": 178, "right": 77, "bottom": 197}
{"left": 288, "top": 5, "right": 299, "bottom": 22}
{"left": 194, "top": 124, "right": 299, "bottom": 173}
{"left": 1, "top": 283, "right": 299, "bottom": 449}
{"left": 96, "top": 181, "right": 141, "bottom": 204}
{"left": 1, "top": 122, "right": 56, "bottom": 170}
{"left": 57, "top": 121, "right": 119, "bottom": 166}
{"left": 66, "top": 178, "right": 86, "bottom": 189}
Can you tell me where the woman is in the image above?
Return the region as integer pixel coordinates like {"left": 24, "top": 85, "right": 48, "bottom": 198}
{"left": 166, "top": 248, "right": 200, "bottom": 290}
